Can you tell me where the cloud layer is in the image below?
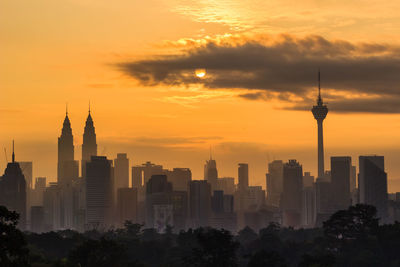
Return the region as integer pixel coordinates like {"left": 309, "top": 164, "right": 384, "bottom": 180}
{"left": 119, "top": 35, "right": 400, "bottom": 113}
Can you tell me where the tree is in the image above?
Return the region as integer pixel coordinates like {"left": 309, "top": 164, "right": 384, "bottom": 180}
{"left": 183, "top": 228, "right": 239, "bottom": 267}
{"left": 68, "top": 237, "right": 137, "bottom": 267}
{"left": 247, "top": 250, "right": 287, "bottom": 267}
{"left": 323, "top": 204, "right": 379, "bottom": 243}
{"left": 0, "top": 206, "right": 29, "bottom": 267}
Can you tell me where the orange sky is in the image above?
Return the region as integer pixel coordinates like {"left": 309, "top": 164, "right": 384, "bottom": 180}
{"left": 1, "top": 0, "right": 400, "bottom": 192}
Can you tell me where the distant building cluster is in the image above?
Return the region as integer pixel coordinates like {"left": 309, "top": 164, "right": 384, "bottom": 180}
{"left": 0, "top": 77, "right": 400, "bottom": 232}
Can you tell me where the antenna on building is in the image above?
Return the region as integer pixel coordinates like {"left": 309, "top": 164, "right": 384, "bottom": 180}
{"left": 317, "top": 69, "right": 322, "bottom": 104}
{"left": 209, "top": 145, "right": 212, "bottom": 160}
{"left": 66, "top": 102, "right": 68, "bottom": 116}
{"left": 89, "top": 101, "right": 91, "bottom": 114}
{"left": 12, "top": 140, "right": 15, "bottom": 163}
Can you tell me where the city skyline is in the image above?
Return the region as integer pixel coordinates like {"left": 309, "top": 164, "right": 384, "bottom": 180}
{"left": 1, "top": 0, "right": 400, "bottom": 194}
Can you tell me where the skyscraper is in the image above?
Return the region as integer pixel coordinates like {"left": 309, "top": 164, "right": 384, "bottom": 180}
{"left": 57, "top": 110, "right": 79, "bottom": 229}
{"left": 204, "top": 157, "right": 218, "bottom": 192}
{"left": 0, "top": 143, "right": 27, "bottom": 229}
{"left": 311, "top": 71, "right": 328, "bottom": 178}
{"left": 85, "top": 156, "right": 113, "bottom": 229}
{"left": 82, "top": 107, "right": 97, "bottom": 177}
{"left": 189, "top": 180, "right": 211, "bottom": 228}
{"left": 114, "top": 153, "right": 130, "bottom": 190}
{"left": 359, "top": 156, "right": 388, "bottom": 221}
{"left": 331, "top": 156, "right": 351, "bottom": 210}
{"left": 281, "top": 159, "right": 303, "bottom": 227}
{"left": 266, "top": 160, "right": 284, "bottom": 207}
{"left": 58, "top": 110, "right": 75, "bottom": 183}
{"left": 238, "top": 163, "right": 249, "bottom": 191}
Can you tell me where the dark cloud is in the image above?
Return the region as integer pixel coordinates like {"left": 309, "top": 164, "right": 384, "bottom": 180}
{"left": 118, "top": 35, "right": 400, "bottom": 113}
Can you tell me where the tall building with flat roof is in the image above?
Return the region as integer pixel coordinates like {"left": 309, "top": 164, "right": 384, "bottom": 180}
{"left": 85, "top": 156, "right": 113, "bottom": 229}
{"left": 281, "top": 160, "right": 303, "bottom": 227}
{"left": 266, "top": 160, "right": 284, "bottom": 207}
{"left": 359, "top": 155, "right": 388, "bottom": 221}
{"left": 238, "top": 163, "right": 249, "bottom": 191}
{"left": 114, "top": 153, "right": 129, "bottom": 189}
{"left": 189, "top": 180, "right": 211, "bottom": 228}
{"left": 331, "top": 156, "right": 351, "bottom": 211}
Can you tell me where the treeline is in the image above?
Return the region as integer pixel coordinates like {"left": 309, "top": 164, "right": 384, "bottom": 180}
{"left": 1, "top": 205, "right": 400, "bottom": 267}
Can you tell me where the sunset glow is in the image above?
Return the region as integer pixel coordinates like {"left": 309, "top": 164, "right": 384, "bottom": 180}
{"left": 1, "top": 0, "right": 400, "bottom": 192}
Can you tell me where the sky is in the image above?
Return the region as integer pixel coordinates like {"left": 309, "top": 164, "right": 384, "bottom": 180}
{"left": 1, "top": 0, "right": 400, "bottom": 192}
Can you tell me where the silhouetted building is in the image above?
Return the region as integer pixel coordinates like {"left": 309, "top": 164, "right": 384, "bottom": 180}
{"left": 117, "top": 188, "right": 137, "bottom": 226}
{"left": 314, "top": 171, "right": 335, "bottom": 226}
{"left": 171, "top": 191, "right": 188, "bottom": 231}
{"left": 204, "top": 158, "right": 218, "bottom": 192}
{"left": 189, "top": 180, "right": 211, "bottom": 228}
{"left": 43, "top": 183, "right": 62, "bottom": 231}
{"left": 167, "top": 168, "right": 192, "bottom": 191}
{"left": 331, "top": 157, "right": 351, "bottom": 211}
{"left": 301, "top": 186, "right": 316, "bottom": 228}
{"left": 58, "top": 111, "right": 77, "bottom": 183}
{"left": 32, "top": 177, "right": 46, "bottom": 206}
{"left": 145, "top": 175, "right": 173, "bottom": 229}
{"left": 311, "top": 71, "right": 328, "bottom": 178}
{"left": 0, "top": 146, "right": 26, "bottom": 230}
{"left": 303, "top": 172, "right": 314, "bottom": 188}
{"left": 114, "top": 153, "right": 129, "bottom": 190}
{"left": 82, "top": 108, "right": 97, "bottom": 177}
{"left": 217, "top": 177, "right": 235, "bottom": 195}
{"left": 281, "top": 160, "right": 303, "bottom": 227}
{"left": 266, "top": 160, "right": 284, "bottom": 207}
{"left": 350, "top": 165, "right": 357, "bottom": 192}
{"left": 132, "top": 161, "right": 165, "bottom": 189}
{"left": 31, "top": 206, "right": 44, "bottom": 233}
{"left": 85, "top": 156, "right": 113, "bottom": 230}
{"left": 238, "top": 163, "right": 249, "bottom": 191}
{"left": 359, "top": 155, "right": 388, "bottom": 221}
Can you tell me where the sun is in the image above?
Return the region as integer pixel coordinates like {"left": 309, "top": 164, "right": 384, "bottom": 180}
{"left": 195, "top": 68, "right": 206, "bottom": 78}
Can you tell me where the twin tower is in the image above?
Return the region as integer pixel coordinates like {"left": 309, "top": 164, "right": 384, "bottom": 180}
{"left": 57, "top": 107, "right": 97, "bottom": 182}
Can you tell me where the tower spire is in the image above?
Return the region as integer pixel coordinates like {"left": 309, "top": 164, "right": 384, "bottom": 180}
{"left": 12, "top": 140, "right": 15, "bottom": 163}
{"left": 317, "top": 69, "right": 322, "bottom": 105}
{"left": 88, "top": 101, "right": 91, "bottom": 115}
{"left": 209, "top": 145, "right": 212, "bottom": 160}
{"left": 66, "top": 102, "right": 68, "bottom": 116}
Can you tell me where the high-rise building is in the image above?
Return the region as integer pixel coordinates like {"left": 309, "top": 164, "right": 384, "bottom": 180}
{"left": 350, "top": 165, "right": 357, "bottom": 192}
{"left": 301, "top": 186, "right": 316, "bottom": 228}
{"left": 58, "top": 110, "right": 76, "bottom": 183}
{"left": 0, "top": 145, "right": 26, "bottom": 230}
{"left": 302, "top": 172, "right": 314, "bottom": 188}
{"left": 31, "top": 206, "right": 45, "bottom": 233}
{"left": 32, "top": 177, "right": 46, "bottom": 206}
{"left": 266, "top": 160, "right": 284, "bottom": 207}
{"left": 217, "top": 177, "right": 235, "bottom": 195}
{"left": 85, "top": 156, "right": 113, "bottom": 230}
{"left": 331, "top": 157, "right": 351, "bottom": 211}
{"left": 82, "top": 107, "right": 97, "bottom": 177}
{"left": 204, "top": 158, "right": 218, "bottom": 192}
{"left": 189, "top": 180, "right": 211, "bottom": 228}
{"left": 117, "top": 188, "right": 137, "bottom": 226}
{"left": 145, "top": 175, "right": 173, "bottom": 229}
{"left": 359, "top": 156, "right": 388, "bottom": 221}
{"left": 238, "top": 163, "right": 249, "bottom": 191}
{"left": 281, "top": 160, "right": 303, "bottom": 227}
{"left": 166, "top": 168, "right": 192, "bottom": 191}
{"left": 132, "top": 161, "right": 165, "bottom": 189}
{"left": 311, "top": 71, "right": 328, "bottom": 178}
{"left": 114, "top": 153, "right": 129, "bottom": 190}
{"left": 43, "top": 183, "right": 62, "bottom": 231}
